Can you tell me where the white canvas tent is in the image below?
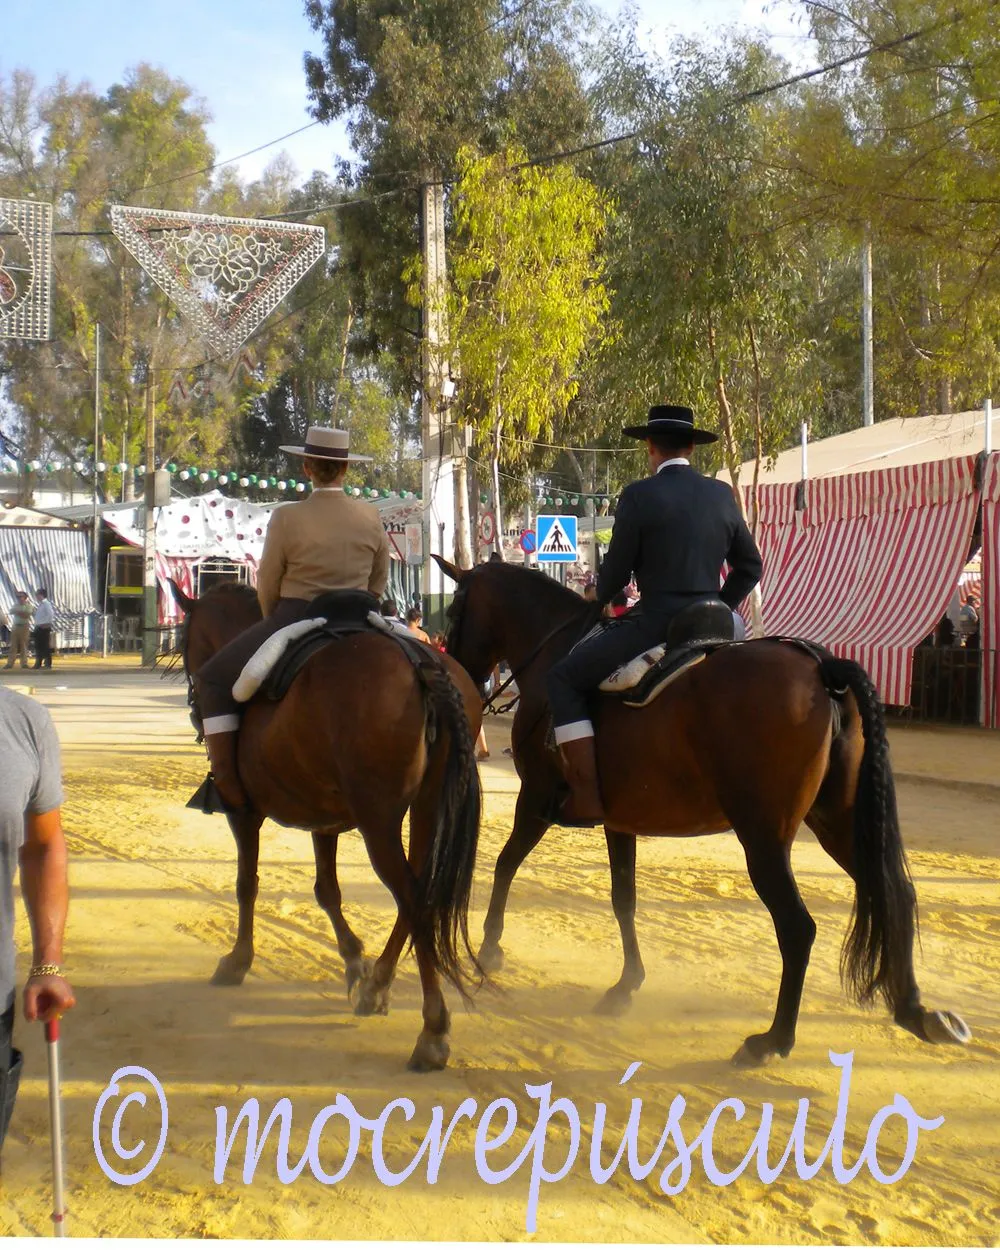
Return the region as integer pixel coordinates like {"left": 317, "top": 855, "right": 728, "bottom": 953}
{"left": 720, "top": 409, "right": 998, "bottom": 485}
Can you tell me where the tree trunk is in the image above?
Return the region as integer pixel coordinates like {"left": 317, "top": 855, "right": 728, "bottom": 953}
{"left": 934, "top": 263, "right": 951, "bottom": 414}
{"left": 453, "top": 424, "right": 474, "bottom": 569}
{"left": 708, "top": 311, "right": 763, "bottom": 637}
{"left": 919, "top": 288, "right": 932, "bottom": 416}
{"left": 331, "top": 300, "right": 354, "bottom": 426}
{"left": 707, "top": 310, "right": 741, "bottom": 489}
{"left": 491, "top": 417, "right": 505, "bottom": 558}
{"left": 747, "top": 318, "right": 764, "bottom": 541}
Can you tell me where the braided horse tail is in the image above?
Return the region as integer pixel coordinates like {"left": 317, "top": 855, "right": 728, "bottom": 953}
{"left": 820, "top": 656, "right": 918, "bottom": 1010}
{"left": 412, "top": 650, "right": 483, "bottom": 996}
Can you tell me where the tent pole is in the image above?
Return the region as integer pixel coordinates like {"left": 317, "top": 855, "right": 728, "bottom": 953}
{"left": 862, "top": 229, "right": 874, "bottom": 427}
{"left": 986, "top": 398, "right": 993, "bottom": 455}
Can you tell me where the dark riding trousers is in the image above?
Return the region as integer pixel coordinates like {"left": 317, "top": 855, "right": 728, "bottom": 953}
{"left": 547, "top": 463, "right": 762, "bottom": 734}
{"left": 197, "top": 597, "right": 310, "bottom": 727}
{"left": 547, "top": 598, "right": 714, "bottom": 734}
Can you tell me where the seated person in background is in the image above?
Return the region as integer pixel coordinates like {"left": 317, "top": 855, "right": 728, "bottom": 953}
{"left": 406, "top": 607, "right": 430, "bottom": 643}
{"left": 380, "top": 598, "right": 404, "bottom": 625}
{"left": 936, "top": 615, "right": 956, "bottom": 647}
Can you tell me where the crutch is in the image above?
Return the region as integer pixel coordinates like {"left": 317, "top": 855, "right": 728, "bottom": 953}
{"left": 44, "top": 1017, "right": 67, "bottom": 1236}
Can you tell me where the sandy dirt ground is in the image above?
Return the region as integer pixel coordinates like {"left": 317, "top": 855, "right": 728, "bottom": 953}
{"left": 0, "top": 661, "right": 997, "bottom": 1243}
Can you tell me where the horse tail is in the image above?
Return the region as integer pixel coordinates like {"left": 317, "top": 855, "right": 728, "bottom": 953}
{"left": 415, "top": 657, "right": 483, "bottom": 997}
{"left": 820, "top": 656, "right": 917, "bottom": 1010}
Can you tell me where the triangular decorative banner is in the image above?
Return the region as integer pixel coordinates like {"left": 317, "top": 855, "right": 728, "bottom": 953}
{"left": 0, "top": 198, "right": 53, "bottom": 341}
{"left": 109, "top": 206, "right": 325, "bottom": 358}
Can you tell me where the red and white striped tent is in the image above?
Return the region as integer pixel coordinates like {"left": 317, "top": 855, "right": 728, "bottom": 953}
{"left": 981, "top": 456, "right": 1000, "bottom": 727}
{"left": 716, "top": 409, "right": 1000, "bottom": 724}
{"left": 750, "top": 456, "right": 983, "bottom": 711}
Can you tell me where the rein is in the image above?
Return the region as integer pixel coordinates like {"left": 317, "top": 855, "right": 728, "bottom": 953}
{"left": 478, "top": 610, "right": 598, "bottom": 715}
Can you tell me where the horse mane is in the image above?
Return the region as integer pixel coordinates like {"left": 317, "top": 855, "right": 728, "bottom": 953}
{"left": 474, "top": 560, "right": 599, "bottom": 623}
{"left": 201, "top": 581, "right": 258, "bottom": 604}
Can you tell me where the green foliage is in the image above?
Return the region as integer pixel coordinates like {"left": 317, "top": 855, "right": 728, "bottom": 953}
{"left": 444, "top": 143, "right": 610, "bottom": 533}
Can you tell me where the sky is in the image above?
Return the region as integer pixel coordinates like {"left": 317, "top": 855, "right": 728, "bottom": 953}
{"left": 4, "top": 0, "right": 816, "bottom": 187}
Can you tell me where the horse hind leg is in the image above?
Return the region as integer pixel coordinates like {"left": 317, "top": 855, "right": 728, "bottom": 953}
{"left": 356, "top": 808, "right": 451, "bottom": 1071}
{"left": 312, "top": 829, "right": 371, "bottom": 1003}
{"left": 593, "top": 830, "right": 645, "bottom": 1017}
{"left": 732, "top": 828, "right": 817, "bottom": 1067}
{"left": 212, "top": 809, "right": 263, "bottom": 986}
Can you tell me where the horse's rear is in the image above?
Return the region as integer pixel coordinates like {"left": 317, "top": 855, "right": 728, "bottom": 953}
{"left": 175, "top": 581, "right": 484, "bottom": 1071}
{"left": 597, "top": 639, "right": 838, "bottom": 838}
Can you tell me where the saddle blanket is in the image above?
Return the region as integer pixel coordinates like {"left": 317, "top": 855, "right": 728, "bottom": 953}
{"left": 598, "top": 608, "right": 746, "bottom": 697}
{"left": 599, "top": 644, "right": 706, "bottom": 697}
{"left": 232, "top": 611, "right": 413, "bottom": 704}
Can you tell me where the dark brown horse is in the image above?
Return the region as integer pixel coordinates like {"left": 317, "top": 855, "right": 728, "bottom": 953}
{"left": 170, "top": 580, "right": 483, "bottom": 1071}
{"left": 434, "top": 556, "right": 971, "bottom": 1065}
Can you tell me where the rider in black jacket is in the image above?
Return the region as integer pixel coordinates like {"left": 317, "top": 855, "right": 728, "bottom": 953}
{"left": 546, "top": 405, "right": 763, "bottom": 825}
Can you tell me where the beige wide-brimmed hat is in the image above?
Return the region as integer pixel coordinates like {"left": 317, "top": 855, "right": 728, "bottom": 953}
{"left": 278, "top": 426, "right": 372, "bottom": 463}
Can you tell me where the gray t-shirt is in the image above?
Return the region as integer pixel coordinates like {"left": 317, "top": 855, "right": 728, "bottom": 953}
{"left": 0, "top": 688, "right": 63, "bottom": 1013}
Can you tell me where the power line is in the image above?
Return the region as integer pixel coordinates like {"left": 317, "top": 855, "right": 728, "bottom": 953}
{"left": 34, "top": 5, "right": 974, "bottom": 242}
{"left": 132, "top": 120, "right": 323, "bottom": 197}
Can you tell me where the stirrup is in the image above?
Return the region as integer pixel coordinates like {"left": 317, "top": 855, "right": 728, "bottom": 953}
{"left": 541, "top": 784, "right": 603, "bottom": 830}
{"left": 186, "top": 773, "right": 247, "bottom": 817}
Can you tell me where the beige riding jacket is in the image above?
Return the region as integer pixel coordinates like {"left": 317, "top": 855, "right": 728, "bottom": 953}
{"left": 256, "top": 488, "right": 391, "bottom": 616}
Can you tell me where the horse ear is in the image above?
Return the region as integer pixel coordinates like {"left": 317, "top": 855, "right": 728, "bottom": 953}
{"left": 168, "top": 579, "right": 196, "bottom": 614}
{"left": 431, "top": 554, "right": 466, "bottom": 583}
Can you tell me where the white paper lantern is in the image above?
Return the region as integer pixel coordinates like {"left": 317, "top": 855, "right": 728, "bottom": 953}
{"left": 277, "top": 480, "right": 287, "bottom": 491}
{"left": 295, "top": 482, "right": 306, "bottom": 493}
{"left": 179, "top": 470, "right": 190, "bottom": 481}
{"left": 239, "top": 477, "right": 249, "bottom": 488}
{"left": 218, "top": 474, "right": 229, "bottom": 486}
{"left": 199, "top": 472, "right": 210, "bottom": 483}
{"left": 97, "top": 461, "right": 107, "bottom": 472}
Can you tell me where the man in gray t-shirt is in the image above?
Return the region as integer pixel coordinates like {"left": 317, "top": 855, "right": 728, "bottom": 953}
{"left": 0, "top": 687, "right": 76, "bottom": 1156}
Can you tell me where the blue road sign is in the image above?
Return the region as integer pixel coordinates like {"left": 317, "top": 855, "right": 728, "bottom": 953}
{"left": 536, "top": 514, "right": 578, "bottom": 563}
{"left": 519, "top": 529, "right": 537, "bottom": 554}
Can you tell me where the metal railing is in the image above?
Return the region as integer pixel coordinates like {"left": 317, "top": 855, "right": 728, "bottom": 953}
{"left": 890, "top": 646, "right": 995, "bottom": 727}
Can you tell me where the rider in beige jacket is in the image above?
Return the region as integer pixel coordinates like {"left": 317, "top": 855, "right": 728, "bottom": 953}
{"left": 195, "top": 427, "right": 389, "bottom": 812}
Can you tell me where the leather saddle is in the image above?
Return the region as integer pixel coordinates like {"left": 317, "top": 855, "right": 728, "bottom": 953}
{"left": 260, "top": 589, "right": 385, "bottom": 702}
{"left": 600, "top": 599, "right": 737, "bottom": 708}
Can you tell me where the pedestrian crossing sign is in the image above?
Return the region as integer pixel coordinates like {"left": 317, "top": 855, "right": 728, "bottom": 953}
{"left": 535, "top": 514, "right": 578, "bottom": 563}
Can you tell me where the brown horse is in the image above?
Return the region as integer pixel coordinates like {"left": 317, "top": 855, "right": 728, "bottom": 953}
{"left": 433, "top": 556, "right": 971, "bottom": 1065}
{"left": 170, "top": 580, "right": 483, "bottom": 1071}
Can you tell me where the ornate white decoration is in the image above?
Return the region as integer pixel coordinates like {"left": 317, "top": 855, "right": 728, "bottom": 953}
{"left": 109, "top": 206, "right": 325, "bottom": 358}
{"left": 0, "top": 198, "right": 53, "bottom": 341}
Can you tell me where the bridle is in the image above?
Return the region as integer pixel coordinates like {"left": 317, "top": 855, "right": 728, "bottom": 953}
{"left": 446, "top": 578, "right": 600, "bottom": 715}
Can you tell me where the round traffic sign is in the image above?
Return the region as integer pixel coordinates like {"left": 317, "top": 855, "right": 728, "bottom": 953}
{"left": 519, "top": 529, "right": 537, "bottom": 554}
{"left": 479, "top": 511, "right": 496, "bottom": 545}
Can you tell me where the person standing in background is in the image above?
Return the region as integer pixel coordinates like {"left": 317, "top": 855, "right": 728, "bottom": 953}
{"left": 5, "top": 593, "right": 33, "bottom": 670}
{"left": 32, "top": 589, "right": 55, "bottom": 671}
{"left": 0, "top": 685, "right": 76, "bottom": 1161}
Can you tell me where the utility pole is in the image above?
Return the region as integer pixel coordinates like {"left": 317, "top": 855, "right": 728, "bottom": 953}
{"left": 420, "top": 172, "right": 459, "bottom": 628}
{"left": 141, "top": 373, "right": 157, "bottom": 667}
{"left": 862, "top": 228, "right": 874, "bottom": 427}
{"left": 91, "top": 322, "right": 101, "bottom": 650}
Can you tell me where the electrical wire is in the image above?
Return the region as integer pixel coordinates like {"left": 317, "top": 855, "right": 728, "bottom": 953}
{"left": 41, "top": 2, "right": 976, "bottom": 237}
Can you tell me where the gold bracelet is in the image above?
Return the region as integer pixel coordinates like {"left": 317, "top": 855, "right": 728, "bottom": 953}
{"left": 29, "top": 963, "right": 62, "bottom": 979}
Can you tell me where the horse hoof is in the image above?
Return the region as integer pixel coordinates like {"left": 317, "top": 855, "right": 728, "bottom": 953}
{"left": 731, "top": 1034, "right": 788, "bottom": 1068}
{"left": 354, "top": 981, "right": 390, "bottom": 1017}
{"left": 923, "top": 1010, "right": 972, "bottom": 1045}
{"left": 593, "top": 989, "right": 633, "bottom": 1017}
{"left": 477, "top": 943, "right": 505, "bottom": 974}
{"left": 407, "top": 1031, "right": 450, "bottom": 1072}
{"left": 211, "top": 956, "right": 249, "bottom": 986}
{"left": 346, "top": 957, "right": 374, "bottom": 1006}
